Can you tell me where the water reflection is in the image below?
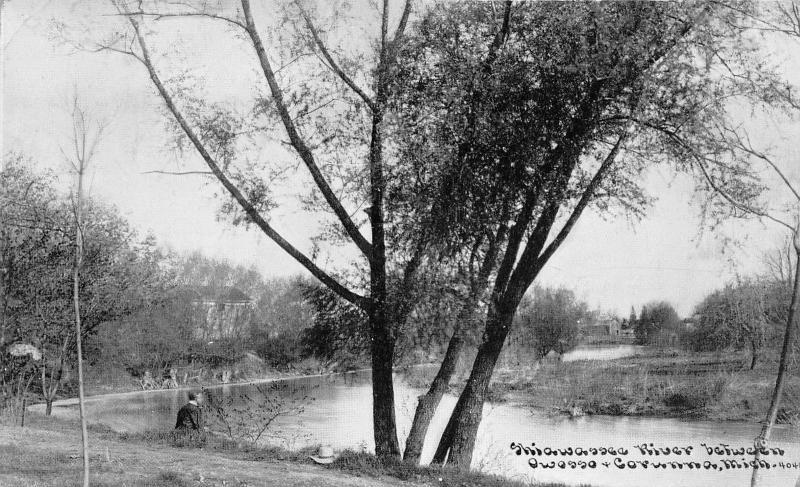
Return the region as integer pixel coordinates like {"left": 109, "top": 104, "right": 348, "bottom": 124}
{"left": 561, "top": 345, "right": 643, "bottom": 362}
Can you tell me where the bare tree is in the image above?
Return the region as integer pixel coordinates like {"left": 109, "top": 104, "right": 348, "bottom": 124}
{"left": 62, "top": 94, "right": 107, "bottom": 487}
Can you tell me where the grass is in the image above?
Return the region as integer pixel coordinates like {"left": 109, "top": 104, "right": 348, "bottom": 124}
{"left": 492, "top": 348, "right": 800, "bottom": 423}
{"left": 328, "top": 449, "right": 574, "bottom": 487}
{"left": 0, "top": 440, "right": 197, "bottom": 487}
{"left": 5, "top": 412, "right": 576, "bottom": 487}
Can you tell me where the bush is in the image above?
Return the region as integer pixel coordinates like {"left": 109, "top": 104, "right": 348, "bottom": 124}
{"left": 663, "top": 375, "right": 729, "bottom": 411}
{"left": 202, "top": 382, "right": 315, "bottom": 447}
{"left": 250, "top": 330, "right": 304, "bottom": 369}
{"left": 188, "top": 337, "right": 247, "bottom": 367}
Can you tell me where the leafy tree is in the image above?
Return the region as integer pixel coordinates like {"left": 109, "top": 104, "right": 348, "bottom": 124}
{"left": 391, "top": 1, "right": 787, "bottom": 467}
{"left": 79, "top": 0, "right": 792, "bottom": 466}
{"left": 95, "top": 290, "right": 197, "bottom": 377}
{"left": 635, "top": 301, "right": 681, "bottom": 345}
{"left": 515, "top": 286, "right": 590, "bottom": 359}
{"left": 690, "top": 282, "right": 767, "bottom": 366}
{"left": 1, "top": 156, "right": 166, "bottom": 415}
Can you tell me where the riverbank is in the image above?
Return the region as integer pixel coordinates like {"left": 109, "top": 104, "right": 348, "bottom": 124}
{"left": 81, "top": 359, "right": 340, "bottom": 397}
{"left": 399, "top": 347, "right": 799, "bottom": 423}
{"left": 0, "top": 413, "right": 568, "bottom": 487}
{"left": 492, "top": 348, "right": 799, "bottom": 423}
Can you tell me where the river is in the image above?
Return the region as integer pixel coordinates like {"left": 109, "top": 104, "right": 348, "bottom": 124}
{"left": 42, "top": 354, "right": 800, "bottom": 487}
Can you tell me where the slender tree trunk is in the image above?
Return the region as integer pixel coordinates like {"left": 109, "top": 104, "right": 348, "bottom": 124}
{"left": 750, "top": 337, "right": 758, "bottom": 370}
{"left": 41, "top": 365, "right": 59, "bottom": 416}
{"left": 73, "top": 165, "right": 90, "bottom": 487}
{"left": 751, "top": 242, "right": 800, "bottom": 487}
{"left": 431, "top": 307, "right": 513, "bottom": 469}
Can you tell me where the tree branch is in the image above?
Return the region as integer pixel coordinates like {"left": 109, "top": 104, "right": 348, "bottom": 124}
{"left": 295, "top": 2, "right": 377, "bottom": 112}
{"left": 535, "top": 133, "right": 627, "bottom": 271}
{"left": 141, "top": 170, "right": 214, "bottom": 176}
{"left": 391, "top": 0, "right": 413, "bottom": 48}
{"left": 116, "top": 10, "right": 246, "bottom": 29}
{"left": 121, "top": 8, "right": 368, "bottom": 310}
{"left": 240, "top": 0, "right": 373, "bottom": 260}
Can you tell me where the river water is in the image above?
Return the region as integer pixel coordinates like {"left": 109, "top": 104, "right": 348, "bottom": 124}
{"left": 45, "top": 351, "right": 800, "bottom": 487}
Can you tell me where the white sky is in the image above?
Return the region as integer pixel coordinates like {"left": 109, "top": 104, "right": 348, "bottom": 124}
{"left": 2, "top": 0, "right": 798, "bottom": 317}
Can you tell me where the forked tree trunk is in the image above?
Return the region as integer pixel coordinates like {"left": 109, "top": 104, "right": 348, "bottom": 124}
{"left": 403, "top": 304, "right": 475, "bottom": 463}
{"left": 431, "top": 307, "right": 513, "bottom": 468}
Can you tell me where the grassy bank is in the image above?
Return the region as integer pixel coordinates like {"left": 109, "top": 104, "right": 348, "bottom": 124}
{"left": 399, "top": 347, "right": 800, "bottom": 423}
{"left": 1, "top": 412, "right": 573, "bottom": 487}
{"left": 494, "top": 348, "right": 799, "bottom": 423}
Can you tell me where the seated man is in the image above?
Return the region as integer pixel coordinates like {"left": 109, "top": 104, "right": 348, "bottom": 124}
{"left": 175, "top": 391, "right": 204, "bottom": 431}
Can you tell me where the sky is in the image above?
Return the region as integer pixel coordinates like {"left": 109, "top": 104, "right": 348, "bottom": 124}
{"left": 2, "top": 0, "right": 799, "bottom": 317}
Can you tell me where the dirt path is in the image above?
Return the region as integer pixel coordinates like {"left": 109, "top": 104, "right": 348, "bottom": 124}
{"left": 0, "top": 422, "right": 419, "bottom": 487}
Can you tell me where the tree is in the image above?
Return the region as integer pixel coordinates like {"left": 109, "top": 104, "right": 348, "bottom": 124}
{"left": 0, "top": 157, "right": 55, "bottom": 416}
{"left": 1, "top": 153, "right": 166, "bottom": 418}
{"left": 391, "top": 1, "right": 787, "bottom": 468}
{"left": 64, "top": 95, "right": 109, "bottom": 487}
{"left": 93, "top": 0, "right": 419, "bottom": 457}
{"left": 515, "top": 286, "right": 589, "bottom": 359}
{"left": 691, "top": 281, "right": 770, "bottom": 369}
{"left": 635, "top": 301, "right": 680, "bottom": 346}
{"left": 82, "top": 0, "right": 790, "bottom": 468}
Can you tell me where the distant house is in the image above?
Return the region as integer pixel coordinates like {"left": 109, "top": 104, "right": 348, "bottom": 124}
{"left": 188, "top": 287, "right": 255, "bottom": 340}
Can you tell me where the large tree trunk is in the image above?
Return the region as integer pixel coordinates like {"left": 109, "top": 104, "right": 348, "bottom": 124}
{"left": 431, "top": 307, "right": 513, "bottom": 469}
{"left": 370, "top": 303, "right": 400, "bottom": 457}
{"left": 368, "top": 105, "right": 400, "bottom": 457}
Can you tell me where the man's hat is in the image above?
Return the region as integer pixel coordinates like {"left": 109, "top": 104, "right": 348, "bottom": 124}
{"left": 309, "top": 445, "right": 337, "bottom": 464}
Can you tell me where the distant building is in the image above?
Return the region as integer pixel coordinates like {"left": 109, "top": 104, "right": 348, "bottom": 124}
{"left": 188, "top": 287, "right": 255, "bottom": 340}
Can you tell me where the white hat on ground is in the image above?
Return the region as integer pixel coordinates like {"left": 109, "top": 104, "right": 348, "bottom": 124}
{"left": 309, "top": 445, "right": 337, "bottom": 464}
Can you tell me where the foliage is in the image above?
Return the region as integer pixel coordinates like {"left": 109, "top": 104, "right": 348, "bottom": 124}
{"left": 300, "top": 285, "right": 369, "bottom": 362}
{"left": 388, "top": 0, "right": 795, "bottom": 465}
{"left": 1, "top": 155, "right": 167, "bottom": 410}
{"left": 513, "top": 286, "right": 591, "bottom": 358}
{"left": 687, "top": 278, "right": 785, "bottom": 369}
{"left": 634, "top": 301, "right": 681, "bottom": 345}
{"left": 249, "top": 330, "right": 304, "bottom": 369}
{"left": 93, "top": 294, "right": 198, "bottom": 377}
